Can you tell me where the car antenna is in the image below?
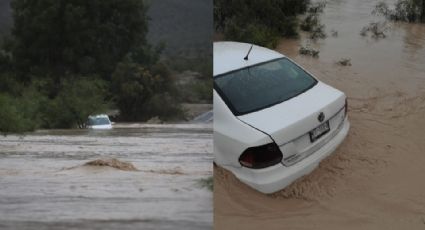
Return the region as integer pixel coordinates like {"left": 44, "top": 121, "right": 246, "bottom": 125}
{"left": 244, "top": 44, "right": 253, "bottom": 61}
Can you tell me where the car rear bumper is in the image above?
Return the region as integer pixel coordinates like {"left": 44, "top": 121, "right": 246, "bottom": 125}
{"left": 224, "top": 117, "right": 350, "bottom": 194}
{"left": 89, "top": 125, "right": 113, "bottom": 130}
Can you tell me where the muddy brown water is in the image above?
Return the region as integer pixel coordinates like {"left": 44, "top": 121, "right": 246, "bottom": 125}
{"left": 215, "top": 0, "right": 425, "bottom": 229}
{"left": 0, "top": 123, "right": 213, "bottom": 230}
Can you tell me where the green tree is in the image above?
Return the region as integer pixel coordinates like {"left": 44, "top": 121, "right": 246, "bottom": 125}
{"left": 40, "top": 77, "right": 110, "bottom": 128}
{"left": 0, "top": 95, "right": 31, "bottom": 133}
{"left": 111, "top": 59, "right": 183, "bottom": 121}
{"left": 0, "top": 0, "right": 187, "bottom": 132}
{"left": 8, "top": 0, "right": 148, "bottom": 87}
{"left": 0, "top": 84, "right": 44, "bottom": 133}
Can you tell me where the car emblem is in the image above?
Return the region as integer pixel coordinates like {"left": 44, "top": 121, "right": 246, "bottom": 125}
{"left": 318, "top": 112, "right": 325, "bottom": 122}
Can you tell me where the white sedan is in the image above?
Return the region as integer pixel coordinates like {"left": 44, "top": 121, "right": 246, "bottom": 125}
{"left": 87, "top": 114, "right": 113, "bottom": 130}
{"left": 214, "top": 42, "right": 350, "bottom": 194}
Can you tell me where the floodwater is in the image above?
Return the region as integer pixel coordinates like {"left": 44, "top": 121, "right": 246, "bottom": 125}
{"left": 279, "top": 0, "right": 425, "bottom": 95}
{"left": 0, "top": 123, "right": 213, "bottom": 230}
{"left": 215, "top": 0, "right": 425, "bottom": 229}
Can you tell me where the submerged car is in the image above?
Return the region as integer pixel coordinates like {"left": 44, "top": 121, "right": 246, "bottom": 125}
{"left": 213, "top": 42, "right": 350, "bottom": 194}
{"left": 87, "top": 114, "right": 113, "bottom": 130}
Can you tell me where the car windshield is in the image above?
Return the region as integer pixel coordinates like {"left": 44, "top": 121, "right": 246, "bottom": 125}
{"left": 214, "top": 58, "right": 318, "bottom": 116}
{"left": 88, "top": 117, "right": 110, "bottom": 126}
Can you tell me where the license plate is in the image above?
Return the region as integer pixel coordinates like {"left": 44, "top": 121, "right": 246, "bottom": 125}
{"left": 309, "top": 121, "right": 330, "bottom": 142}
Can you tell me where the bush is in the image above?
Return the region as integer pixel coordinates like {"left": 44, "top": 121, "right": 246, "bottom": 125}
{"left": 373, "top": 0, "right": 425, "bottom": 22}
{"left": 224, "top": 20, "right": 281, "bottom": 48}
{"left": 0, "top": 94, "right": 29, "bottom": 133}
{"left": 214, "top": 0, "right": 310, "bottom": 48}
{"left": 306, "top": 2, "right": 326, "bottom": 14}
{"left": 300, "top": 2, "right": 327, "bottom": 40}
{"left": 360, "top": 22, "right": 388, "bottom": 39}
{"left": 0, "top": 72, "right": 24, "bottom": 95}
{"left": 337, "top": 58, "right": 352, "bottom": 66}
{"left": 165, "top": 55, "right": 212, "bottom": 80}
{"left": 310, "top": 24, "right": 327, "bottom": 40}
{"left": 145, "top": 93, "right": 185, "bottom": 121}
{"left": 191, "top": 80, "right": 213, "bottom": 103}
{"left": 0, "top": 76, "right": 110, "bottom": 133}
{"left": 300, "top": 14, "right": 320, "bottom": 32}
{"left": 0, "top": 90, "right": 42, "bottom": 133}
{"left": 112, "top": 61, "right": 183, "bottom": 121}
{"left": 40, "top": 77, "right": 110, "bottom": 129}
{"left": 299, "top": 46, "right": 319, "bottom": 58}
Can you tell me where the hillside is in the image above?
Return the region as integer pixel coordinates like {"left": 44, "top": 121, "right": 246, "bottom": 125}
{"left": 0, "top": 0, "right": 212, "bottom": 57}
{"left": 0, "top": 0, "right": 12, "bottom": 36}
{"left": 147, "top": 0, "right": 212, "bottom": 57}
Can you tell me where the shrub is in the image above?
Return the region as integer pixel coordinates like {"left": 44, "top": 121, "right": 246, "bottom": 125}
{"left": 224, "top": 20, "right": 281, "bottom": 48}
{"left": 0, "top": 90, "right": 42, "bottom": 133}
{"left": 360, "top": 22, "right": 388, "bottom": 39}
{"left": 300, "top": 2, "right": 327, "bottom": 40}
{"left": 0, "top": 94, "right": 28, "bottom": 133}
{"left": 145, "top": 93, "right": 185, "bottom": 121}
{"left": 111, "top": 61, "right": 183, "bottom": 121}
{"left": 310, "top": 24, "right": 327, "bottom": 40}
{"left": 192, "top": 80, "right": 213, "bottom": 103}
{"left": 40, "top": 77, "right": 110, "bottom": 129}
{"left": 300, "top": 14, "right": 320, "bottom": 32}
{"left": 214, "top": 0, "right": 310, "bottom": 48}
{"left": 373, "top": 0, "right": 425, "bottom": 22}
{"left": 337, "top": 58, "right": 352, "bottom": 66}
{"left": 299, "top": 46, "right": 320, "bottom": 58}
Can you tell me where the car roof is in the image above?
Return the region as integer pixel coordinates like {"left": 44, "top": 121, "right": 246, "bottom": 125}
{"left": 89, "top": 114, "right": 109, "bottom": 118}
{"left": 213, "top": 41, "right": 285, "bottom": 76}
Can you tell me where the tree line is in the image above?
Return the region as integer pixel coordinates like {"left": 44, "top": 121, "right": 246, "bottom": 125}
{"left": 0, "top": 0, "right": 189, "bottom": 133}
{"left": 214, "top": 0, "right": 310, "bottom": 48}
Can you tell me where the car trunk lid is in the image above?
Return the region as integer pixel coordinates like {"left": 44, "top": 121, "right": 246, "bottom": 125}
{"left": 237, "top": 82, "right": 346, "bottom": 165}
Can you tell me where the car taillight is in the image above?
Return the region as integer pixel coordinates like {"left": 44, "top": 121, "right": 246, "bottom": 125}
{"left": 345, "top": 98, "right": 348, "bottom": 117}
{"left": 239, "top": 143, "right": 283, "bottom": 169}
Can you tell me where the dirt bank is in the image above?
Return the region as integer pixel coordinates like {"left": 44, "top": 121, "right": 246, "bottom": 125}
{"left": 214, "top": 0, "right": 425, "bottom": 229}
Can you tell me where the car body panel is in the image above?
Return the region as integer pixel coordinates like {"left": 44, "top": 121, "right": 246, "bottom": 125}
{"left": 213, "top": 41, "right": 350, "bottom": 194}
{"left": 89, "top": 124, "right": 112, "bottom": 130}
{"left": 214, "top": 91, "right": 273, "bottom": 168}
{"left": 225, "top": 117, "right": 349, "bottom": 194}
{"left": 87, "top": 114, "right": 113, "bottom": 130}
{"left": 213, "top": 42, "right": 284, "bottom": 76}
{"left": 237, "top": 81, "right": 345, "bottom": 146}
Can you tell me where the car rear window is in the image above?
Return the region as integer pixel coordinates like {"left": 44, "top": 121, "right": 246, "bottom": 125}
{"left": 88, "top": 117, "right": 110, "bottom": 125}
{"left": 214, "top": 58, "right": 317, "bottom": 116}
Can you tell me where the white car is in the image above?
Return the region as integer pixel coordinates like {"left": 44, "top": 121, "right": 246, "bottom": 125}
{"left": 87, "top": 114, "right": 113, "bottom": 130}
{"left": 213, "top": 42, "right": 350, "bottom": 194}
